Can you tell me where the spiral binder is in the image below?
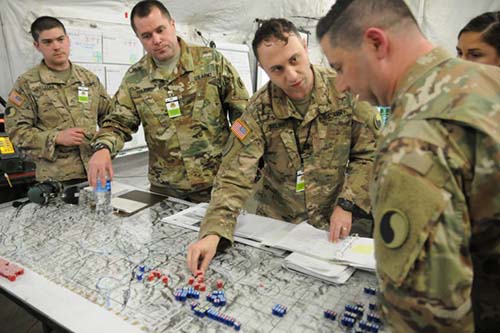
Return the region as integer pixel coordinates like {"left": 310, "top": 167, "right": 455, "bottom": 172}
{"left": 333, "top": 234, "right": 359, "bottom": 259}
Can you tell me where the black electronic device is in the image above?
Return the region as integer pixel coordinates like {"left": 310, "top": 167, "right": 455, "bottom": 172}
{"left": 61, "top": 181, "right": 89, "bottom": 205}
{"left": 27, "top": 180, "right": 62, "bottom": 205}
{"left": 27, "top": 180, "right": 89, "bottom": 205}
{"left": 0, "top": 97, "right": 36, "bottom": 203}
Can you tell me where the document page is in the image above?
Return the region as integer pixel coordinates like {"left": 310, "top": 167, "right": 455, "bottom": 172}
{"left": 264, "top": 222, "right": 349, "bottom": 261}
{"left": 235, "top": 213, "right": 295, "bottom": 242}
{"left": 283, "top": 252, "right": 355, "bottom": 284}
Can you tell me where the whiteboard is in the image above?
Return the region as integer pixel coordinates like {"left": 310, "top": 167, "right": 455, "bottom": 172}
{"left": 67, "top": 22, "right": 147, "bottom": 154}
{"left": 78, "top": 63, "right": 106, "bottom": 86}
{"left": 103, "top": 33, "right": 144, "bottom": 65}
{"left": 105, "top": 64, "right": 129, "bottom": 96}
{"left": 256, "top": 66, "right": 270, "bottom": 92}
{"left": 215, "top": 42, "right": 253, "bottom": 96}
{"left": 67, "top": 27, "right": 102, "bottom": 63}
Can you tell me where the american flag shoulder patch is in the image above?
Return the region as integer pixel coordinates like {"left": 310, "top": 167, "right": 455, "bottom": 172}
{"left": 231, "top": 118, "right": 250, "bottom": 141}
{"left": 8, "top": 90, "right": 25, "bottom": 107}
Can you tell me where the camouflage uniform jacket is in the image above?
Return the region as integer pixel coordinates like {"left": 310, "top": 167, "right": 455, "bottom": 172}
{"left": 5, "top": 61, "right": 111, "bottom": 181}
{"left": 94, "top": 37, "right": 249, "bottom": 197}
{"left": 371, "top": 47, "right": 500, "bottom": 333}
{"left": 200, "top": 65, "right": 379, "bottom": 242}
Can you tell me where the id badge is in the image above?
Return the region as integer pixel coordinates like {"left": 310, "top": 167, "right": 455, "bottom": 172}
{"left": 78, "top": 86, "right": 89, "bottom": 103}
{"left": 166, "top": 96, "right": 181, "bottom": 118}
{"left": 295, "top": 169, "right": 305, "bottom": 192}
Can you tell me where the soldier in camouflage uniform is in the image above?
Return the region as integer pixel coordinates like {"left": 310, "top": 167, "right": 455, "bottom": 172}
{"left": 187, "top": 18, "right": 379, "bottom": 274}
{"left": 318, "top": 1, "right": 500, "bottom": 332}
{"left": 5, "top": 16, "right": 111, "bottom": 183}
{"left": 88, "top": 0, "right": 248, "bottom": 202}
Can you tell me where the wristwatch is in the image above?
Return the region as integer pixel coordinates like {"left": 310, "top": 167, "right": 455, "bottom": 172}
{"left": 337, "top": 198, "right": 355, "bottom": 212}
{"left": 91, "top": 142, "right": 111, "bottom": 153}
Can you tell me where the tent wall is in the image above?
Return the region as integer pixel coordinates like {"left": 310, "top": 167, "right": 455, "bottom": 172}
{"left": 0, "top": 0, "right": 498, "bottom": 100}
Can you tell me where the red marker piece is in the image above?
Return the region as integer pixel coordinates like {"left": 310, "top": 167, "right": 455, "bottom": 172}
{"left": 161, "top": 276, "right": 169, "bottom": 285}
{"left": 195, "top": 270, "right": 203, "bottom": 277}
{"left": 197, "top": 276, "right": 204, "bottom": 283}
{"left": 148, "top": 273, "right": 155, "bottom": 281}
{"left": 0, "top": 260, "right": 24, "bottom": 282}
{"left": 199, "top": 283, "right": 206, "bottom": 292}
{"left": 194, "top": 282, "right": 200, "bottom": 290}
{"left": 188, "top": 276, "right": 195, "bottom": 285}
{"left": 152, "top": 270, "right": 161, "bottom": 278}
{"left": 216, "top": 279, "right": 224, "bottom": 289}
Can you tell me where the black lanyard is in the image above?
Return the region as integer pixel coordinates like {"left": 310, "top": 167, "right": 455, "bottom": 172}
{"left": 292, "top": 118, "right": 313, "bottom": 166}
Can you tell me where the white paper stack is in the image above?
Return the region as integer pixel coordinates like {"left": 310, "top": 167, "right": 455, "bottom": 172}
{"left": 263, "top": 222, "right": 376, "bottom": 272}
{"left": 282, "top": 252, "right": 355, "bottom": 284}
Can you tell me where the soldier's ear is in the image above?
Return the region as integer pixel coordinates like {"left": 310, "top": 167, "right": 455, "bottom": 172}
{"left": 301, "top": 37, "right": 307, "bottom": 51}
{"left": 33, "top": 41, "right": 40, "bottom": 51}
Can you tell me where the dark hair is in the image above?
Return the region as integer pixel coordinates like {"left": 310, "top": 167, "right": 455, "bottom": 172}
{"left": 30, "top": 16, "right": 66, "bottom": 42}
{"left": 131, "top": 0, "right": 172, "bottom": 33}
{"left": 252, "top": 18, "right": 301, "bottom": 60}
{"left": 317, "top": 0, "right": 418, "bottom": 48}
{"left": 459, "top": 11, "right": 500, "bottom": 55}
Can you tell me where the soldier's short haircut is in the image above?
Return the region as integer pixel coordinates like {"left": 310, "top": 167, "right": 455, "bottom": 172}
{"left": 252, "top": 18, "right": 301, "bottom": 61}
{"left": 131, "top": 0, "right": 172, "bottom": 33}
{"left": 316, "top": 0, "right": 419, "bottom": 49}
{"left": 30, "top": 16, "right": 66, "bottom": 42}
{"left": 459, "top": 11, "right": 500, "bottom": 56}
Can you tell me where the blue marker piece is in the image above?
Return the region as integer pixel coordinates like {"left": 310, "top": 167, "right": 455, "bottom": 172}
{"left": 139, "top": 265, "right": 146, "bottom": 273}
{"left": 344, "top": 311, "right": 358, "bottom": 320}
{"left": 341, "top": 316, "right": 355, "bottom": 327}
{"left": 234, "top": 321, "right": 241, "bottom": 331}
{"left": 136, "top": 274, "right": 143, "bottom": 281}
{"left": 354, "top": 305, "right": 364, "bottom": 315}
{"left": 364, "top": 286, "right": 377, "bottom": 295}
{"left": 368, "top": 312, "right": 381, "bottom": 323}
{"left": 345, "top": 304, "right": 356, "bottom": 312}
{"left": 324, "top": 310, "right": 337, "bottom": 320}
{"left": 369, "top": 303, "right": 377, "bottom": 310}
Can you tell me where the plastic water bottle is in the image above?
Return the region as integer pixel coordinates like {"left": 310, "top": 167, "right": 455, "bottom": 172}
{"left": 95, "top": 179, "right": 112, "bottom": 215}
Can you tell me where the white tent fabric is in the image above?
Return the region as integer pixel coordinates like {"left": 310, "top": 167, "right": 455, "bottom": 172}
{"left": 0, "top": 0, "right": 498, "bottom": 100}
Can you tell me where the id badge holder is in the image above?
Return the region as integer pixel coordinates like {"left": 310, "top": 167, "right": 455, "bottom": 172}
{"left": 78, "top": 85, "right": 89, "bottom": 103}
{"left": 295, "top": 169, "right": 305, "bottom": 192}
{"left": 165, "top": 95, "right": 181, "bottom": 118}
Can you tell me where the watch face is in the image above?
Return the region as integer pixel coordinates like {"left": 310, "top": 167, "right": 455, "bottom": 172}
{"left": 339, "top": 199, "right": 354, "bottom": 212}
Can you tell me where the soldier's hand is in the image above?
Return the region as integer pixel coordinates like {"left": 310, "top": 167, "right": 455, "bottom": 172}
{"left": 187, "top": 235, "right": 220, "bottom": 275}
{"left": 329, "top": 205, "right": 352, "bottom": 242}
{"left": 88, "top": 149, "right": 113, "bottom": 189}
{"left": 55, "top": 128, "right": 86, "bottom": 146}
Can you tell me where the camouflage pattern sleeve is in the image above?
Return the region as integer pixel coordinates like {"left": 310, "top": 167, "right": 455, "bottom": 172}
{"left": 199, "top": 109, "right": 265, "bottom": 243}
{"left": 5, "top": 79, "right": 58, "bottom": 161}
{"left": 371, "top": 48, "right": 500, "bottom": 332}
{"left": 96, "top": 78, "right": 112, "bottom": 127}
{"left": 372, "top": 114, "right": 500, "bottom": 332}
{"left": 93, "top": 78, "right": 140, "bottom": 156}
{"left": 338, "top": 98, "right": 379, "bottom": 213}
{"left": 216, "top": 51, "right": 249, "bottom": 123}
{"left": 467, "top": 123, "right": 500, "bottom": 332}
